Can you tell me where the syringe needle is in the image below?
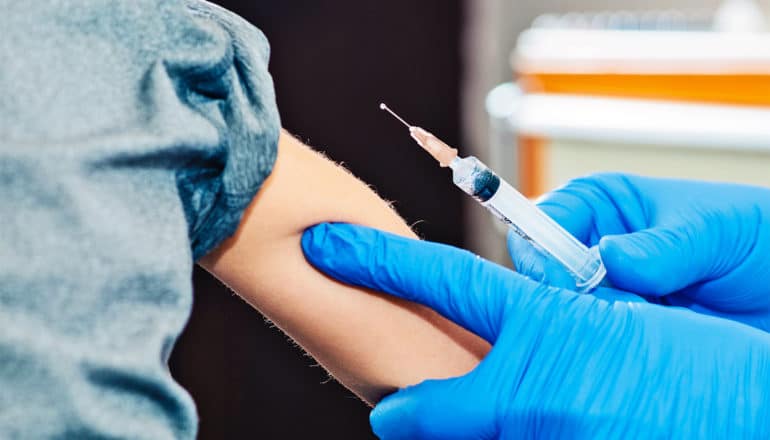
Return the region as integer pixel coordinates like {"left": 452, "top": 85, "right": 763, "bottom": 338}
{"left": 379, "top": 103, "right": 412, "bottom": 128}
{"left": 379, "top": 101, "right": 458, "bottom": 167}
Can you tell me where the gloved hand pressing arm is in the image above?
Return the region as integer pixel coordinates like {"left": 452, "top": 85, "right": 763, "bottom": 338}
{"left": 509, "top": 174, "right": 770, "bottom": 331}
{"left": 303, "top": 223, "right": 770, "bottom": 439}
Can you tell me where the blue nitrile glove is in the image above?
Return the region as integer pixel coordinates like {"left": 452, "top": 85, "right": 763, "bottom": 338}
{"left": 302, "top": 223, "right": 770, "bottom": 440}
{"left": 508, "top": 174, "right": 770, "bottom": 331}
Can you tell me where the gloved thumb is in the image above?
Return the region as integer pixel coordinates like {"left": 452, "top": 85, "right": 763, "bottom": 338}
{"left": 598, "top": 223, "right": 734, "bottom": 296}
{"left": 507, "top": 229, "right": 577, "bottom": 289}
{"left": 370, "top": 376, "right": 496, "bottom": 440}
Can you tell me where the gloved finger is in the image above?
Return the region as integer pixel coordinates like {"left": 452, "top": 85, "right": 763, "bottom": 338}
{"left": 663, "top": 293, "right": 770, "bottom": 332}
{"left": 370, "top": 376, "right": 496, "bottom": 440}
{"left": 535, "top": 173, "right": 648, "bottom": 245}
{"left": 599, "top": 218, "right": 754, "bottom": 296}
{"left": 507, "top": 230, "right": 576, "bottom": 289}
{"left": 507, "top": 174, "right": 647, "bottom": 286}
{"left": 301, "top": 223, "right": 517, "bottom": 343}
{"left": 591, "top": 286, "right": 648, "bottom": 303}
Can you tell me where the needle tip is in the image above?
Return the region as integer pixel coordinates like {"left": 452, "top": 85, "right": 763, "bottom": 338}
{"left": 378, "top": 102, "right": 411, "bottom": 128}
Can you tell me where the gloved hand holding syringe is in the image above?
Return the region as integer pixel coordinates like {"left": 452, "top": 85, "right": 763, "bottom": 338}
{"left": 380, "top": 103, "right": 606, "bottom": 292}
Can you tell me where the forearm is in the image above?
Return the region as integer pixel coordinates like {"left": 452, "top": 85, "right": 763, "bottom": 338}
{"left": 200, "top": 130, "right": 488, "bottom": 403}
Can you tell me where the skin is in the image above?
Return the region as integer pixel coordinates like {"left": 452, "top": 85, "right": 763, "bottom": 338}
{"left": 199, "top": 130, "right": 489, "bottom": 404}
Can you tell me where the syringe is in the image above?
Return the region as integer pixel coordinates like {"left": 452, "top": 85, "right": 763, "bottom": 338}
{"left": 380, "top": 103, "right": 606, "bottom": 292}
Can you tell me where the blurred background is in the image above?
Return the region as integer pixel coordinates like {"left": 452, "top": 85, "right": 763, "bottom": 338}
{"left": 169, "top": 0, "right": 770, "bottom": 438}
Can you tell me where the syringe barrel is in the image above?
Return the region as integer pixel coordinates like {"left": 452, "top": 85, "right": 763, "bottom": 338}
{"left": 451, "top": 156, "right": 606, "bottom": 292}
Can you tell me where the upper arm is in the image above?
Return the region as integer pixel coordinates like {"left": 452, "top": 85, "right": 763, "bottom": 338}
{"left": 199, "top": 130, "right": 488, "bottom": 403}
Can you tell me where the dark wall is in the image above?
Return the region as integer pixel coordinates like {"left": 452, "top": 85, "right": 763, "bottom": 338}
{"left": 169, "top": 1, "right": 465, "bottom": 438}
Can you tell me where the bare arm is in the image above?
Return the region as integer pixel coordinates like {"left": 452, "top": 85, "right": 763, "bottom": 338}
{"left": 199, "top": 130, "right": 488, "bottom": 403}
